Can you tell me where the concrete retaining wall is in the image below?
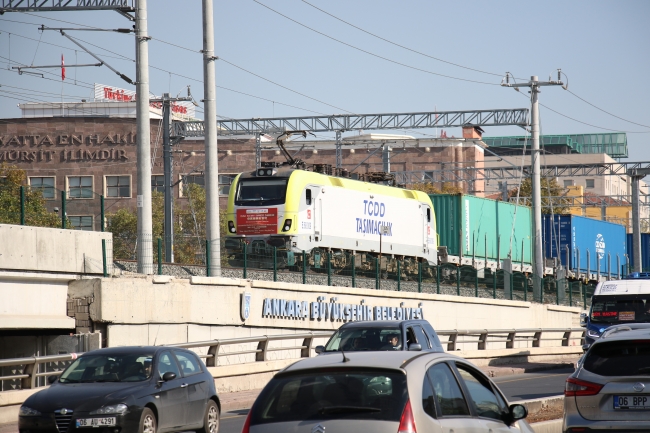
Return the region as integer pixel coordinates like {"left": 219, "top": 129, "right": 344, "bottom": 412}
{"left": 0, "top": 272, "right": 75, "bottom": 330}
{"left": 67, "top": 275, "right": 582, "bottom": 353}
{"left": 0, "top": 224, "right": 111, "bottom": 275}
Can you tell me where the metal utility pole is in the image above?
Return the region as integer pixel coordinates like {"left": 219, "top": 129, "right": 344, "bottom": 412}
{"left": 135, "top": 0, "right": 153, "bottom": 274}
{"left": 628, "top": 168, "right": 650, "bottom": 272}
{"left": 502, "top": 73, "right": 563, "bottom": 295}
{"left": 202, "top": 0, "right": 221, "bottom": 276}
{"left": 151, "top": 93, "right": 191, "bottom": 263}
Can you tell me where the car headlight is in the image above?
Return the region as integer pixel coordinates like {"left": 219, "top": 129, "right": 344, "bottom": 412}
{"left": 89, "top": 404, "right": 128, "bottom": 415}
{"left": 587, "top": 329, "right": 601, "bottom": 338}
{"left": 19, "top": 406, "right": 42, "bottom": 417}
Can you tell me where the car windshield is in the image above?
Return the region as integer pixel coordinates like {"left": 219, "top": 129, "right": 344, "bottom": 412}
{"left": 590, "top": 296, "right": 650, "bottom": 324}
{"left": 251, "top": 369, "right": 408, "bottom": 425}
{"left": 59, "top": 354, "right": 154, "bottom": 383}
{"left": 324, "top": 327, "right": 401, "bottom": 352}
{"left": 584, "top": 340, "right": 650, "bottom": 376}
{"left": 236, "top": 179, "right": 288, "bottom": 204}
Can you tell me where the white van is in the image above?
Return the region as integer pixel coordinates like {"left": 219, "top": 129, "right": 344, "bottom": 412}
{"left": 582, "top": 278, "right": 650, "bottom": 347}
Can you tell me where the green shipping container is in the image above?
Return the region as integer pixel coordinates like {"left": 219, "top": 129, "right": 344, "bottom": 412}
{"left": 429, "top": 194, "right": 532, "bottom": 265}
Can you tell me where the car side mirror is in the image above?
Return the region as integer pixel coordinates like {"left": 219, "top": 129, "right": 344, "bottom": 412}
{"left": 506, "top": 404, "right": 527, "bottom": 425}
{"left": 162, "top": 372, "right": 176, "bottom": 382}
{"left": 580, "top": 312, "right": 588, "bottom": 327}
{"left": 582, "top": 343, "right": 591, "bottom": 352}
{"left": 315, "top": 345, "right": 325, "bottom": 354}
{"left": 47, "top": 375, "right": 58, "bottom": 384}
{"left": 408, "top": 343, "right": 422, "bottom": 351}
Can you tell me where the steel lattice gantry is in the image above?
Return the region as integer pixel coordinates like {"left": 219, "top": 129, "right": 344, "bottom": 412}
{"left": 172, "top": 108, "right": 529, "bottom": 137}
{"left": 394, "top": 161, "right": 650, "bottom": 184}
{"left": 0, "top": 0, "right": 134, "bottom": 12}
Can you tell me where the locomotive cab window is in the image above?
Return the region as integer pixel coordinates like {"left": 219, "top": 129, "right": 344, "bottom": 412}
{"left": 236, "top": 179, "right": 288, "bottom": 206}
{"left": 426, "top": 207, "right": 431, "bottom": 222}
{"left": 305, "top": 189, "right": 312, "bottom": 205}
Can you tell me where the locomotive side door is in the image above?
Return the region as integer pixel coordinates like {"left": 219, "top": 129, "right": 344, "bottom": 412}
{"left": 314, "top": 195, "right": 322, "bottom": 240}
{"left": 423, "top": 204, "right": 431, "bottom": 253}
{"left": 300, "top": 187, "right": 316, "bottom": 235}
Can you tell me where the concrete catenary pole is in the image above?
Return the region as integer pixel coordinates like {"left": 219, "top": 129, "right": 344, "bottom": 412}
{"left": 202, "top": 0, "right": 221, "bottom": 276}
{"left": 135, "top": 0, "right": 153, "bottom": 274}
{"left": 162, "top": 94, "right": 173, "bottom": 262}
{"left": 530, "top": 76, "right": 543, "bottom": 297}
{"left": 501, "top": 72, "right": 564, "bottom": 296}
{"left": 628, "top": 168, "right": 650, "bottom": 272}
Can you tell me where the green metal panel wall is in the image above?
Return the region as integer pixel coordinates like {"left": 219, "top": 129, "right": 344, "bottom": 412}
{"left": 430, "top": 194, "right": 532, "bottom": 265}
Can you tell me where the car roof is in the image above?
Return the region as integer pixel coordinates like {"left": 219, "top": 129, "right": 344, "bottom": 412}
{"left": 82, "top": 346, "right": 171, "bottom": 356}
{"left": 339, "top": 320, "right": 423, "bottom": 329}
{"left": 280, "top": 350, "right": 447, "bottom": 374}
{"left": 595, "top": 326, "right": 650, "bottom": 343}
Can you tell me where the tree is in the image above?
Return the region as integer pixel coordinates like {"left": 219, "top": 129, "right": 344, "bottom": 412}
{"left": 408, "top": 182, "right": 464, "bottom": 195}
{"left": 106, "top": 184, "right": 228, "bottom": 265}
{"left": 0, "top": 164, "right": 61, "bottom": 228}
{"left": 509, "top": 177, "right": 570, "bottom": 214}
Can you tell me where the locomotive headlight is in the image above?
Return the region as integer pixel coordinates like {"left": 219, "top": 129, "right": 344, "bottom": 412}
{"left": 228, "top": 221, "right": 236, "bottom": 233}
{"left": 282, "top": 219, "right": 292, "bottom": 232}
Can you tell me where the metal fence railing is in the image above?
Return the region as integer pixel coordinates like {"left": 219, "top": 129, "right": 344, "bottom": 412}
{"left": 103, "top": 238, "right": 603, "bottom": 309}
{"left": 0, "top": 328, "right": 584, "bottom": 391}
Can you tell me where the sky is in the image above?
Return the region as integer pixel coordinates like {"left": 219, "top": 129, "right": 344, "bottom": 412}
{"left": 0, "top": 0, "right": 649, "bottom": 162}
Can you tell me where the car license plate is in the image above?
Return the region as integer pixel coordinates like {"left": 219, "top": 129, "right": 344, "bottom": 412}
{"left": 76, "top": 417, "right": 117, "bottom": 428}
{"left": 614, "top": 395, "right": 650, "bottom": 410}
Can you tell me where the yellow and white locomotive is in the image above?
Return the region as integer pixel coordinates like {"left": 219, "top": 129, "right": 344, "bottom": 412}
{"left": 225, "top": 134, "right": 437, "bottom": 270}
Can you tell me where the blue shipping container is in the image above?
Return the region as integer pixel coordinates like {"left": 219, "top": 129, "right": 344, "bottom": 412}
{"left": 542, "top": 215, "right": 627, "bottom": 273}
{"left": 627, "top": 233, "right": 650, "bottom": 272}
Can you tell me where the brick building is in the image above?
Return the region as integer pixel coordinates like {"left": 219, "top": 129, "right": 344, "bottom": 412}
{"left": 0, "top": 100, "right": 485, "bottom": 231}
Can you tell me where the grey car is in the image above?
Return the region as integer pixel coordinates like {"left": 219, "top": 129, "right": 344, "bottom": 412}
{"left": 315, "top": 319, "right": 444, "bottom": 354}
{"left": 241, "top": 351, "right": 532, "bottom": 433}
{"left": 564, "top": 326, "right": 650, "bottom": 432}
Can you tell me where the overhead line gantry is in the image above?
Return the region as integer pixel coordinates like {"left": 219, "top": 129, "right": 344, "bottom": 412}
{"left": 172, "top": 108, "right": 530, "bottom": 169}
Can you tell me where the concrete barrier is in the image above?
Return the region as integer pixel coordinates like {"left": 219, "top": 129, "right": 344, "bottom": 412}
{"left": 0, "top": 224, "right": 111, "bottom": 275}
{"left": 66, "top": 276, "right": 582, "bottom": 351}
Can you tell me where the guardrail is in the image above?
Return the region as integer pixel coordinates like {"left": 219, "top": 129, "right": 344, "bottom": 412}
{"left": 437, "top": 328, "right": 585, "bottom": 352}
{"left": 0, "top": 328, "right": 584, "bottom": 391}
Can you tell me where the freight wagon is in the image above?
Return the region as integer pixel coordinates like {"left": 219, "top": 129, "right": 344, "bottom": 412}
{"left": 429, "top": 194, "right": 533, "bottom": 272}
{"left": 225, "top": 167, "right": 437, "bottom": 270}
{"left": 627, "top": 233, "right": 650, "bottom": 272}
{"left": 542, "top": 215, "right": 627, "bottom": 277}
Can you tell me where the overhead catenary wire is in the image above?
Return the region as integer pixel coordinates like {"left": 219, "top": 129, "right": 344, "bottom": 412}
{"left": 252, "top": 0, "right": 500, "bottom": 87}
{"left": 565, "top": 89, "right": 650, "bottom": 129}
{"left": 6, "top": 10, "right": 648, "bottom": 137}
{"left": 300, "top": 0, "right": 514, "bottom": 79}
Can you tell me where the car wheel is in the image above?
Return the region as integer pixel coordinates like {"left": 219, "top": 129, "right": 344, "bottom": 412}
{"left": 198, "top": 400, "right": 220, "bottom": 433}
{"left": 139, "top": 408, "right": 157, "bottom": 433}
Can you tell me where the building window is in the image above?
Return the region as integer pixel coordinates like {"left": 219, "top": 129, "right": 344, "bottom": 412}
{"left": 105, "top": 175, "right": 131, "bottom": 198}
{"left": 69, "top": 216, "right": 93, "bottom": 231}
{"left": 152, "top": 175, "right": 165, "bottom": 193}
{"left": 180, "top": 174, "right": 204, "bottom": 197}
{"left": 219, "top": 174, "right": 237, "bottom": 195}
{"left": 586, "top": 179, "right": 595, "bottom": 189}
{"left": 67, "top": 176, "right": 93, "bottom": 199}
{"left": 29, "top": 177, "right": 56, "bottom": 199}
{"left": 563, "top": 180, "right": 574, "bottom": 187}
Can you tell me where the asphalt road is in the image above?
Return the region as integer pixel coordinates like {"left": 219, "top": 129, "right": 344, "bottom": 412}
{"left": 0, "top": 368, "right": 574, "bottom": 433}
{"left": 493, "top": 366, "right": 575, "bottom": 401}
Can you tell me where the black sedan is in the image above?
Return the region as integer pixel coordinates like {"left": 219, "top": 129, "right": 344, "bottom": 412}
{"left": 18, "top": 346, "right": 220, "bottom": 433}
